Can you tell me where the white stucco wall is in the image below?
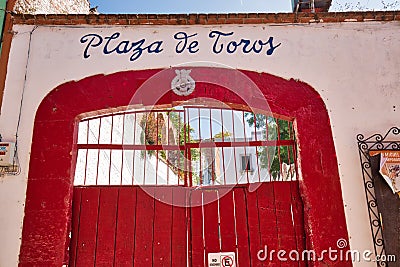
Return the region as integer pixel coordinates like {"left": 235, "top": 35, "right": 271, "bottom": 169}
{"left": 0, "top": 21, "right": 399, "bottom": 266}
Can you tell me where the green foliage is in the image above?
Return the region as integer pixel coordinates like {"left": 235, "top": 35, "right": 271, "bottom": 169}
{"left": 245, "top": 112, "right": 295, "bottom": 180}
{"left": 167, "top": 111, "right": 199, "bottom": 159}
{"left": 138, "top": 110, "right": 201, "bottom": 183}
{"left": 167, "top": 111, "right": 200, "bottom": 183}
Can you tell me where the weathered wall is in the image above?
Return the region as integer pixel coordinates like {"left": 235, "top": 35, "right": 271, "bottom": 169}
{"left": 0, "top": 14, "right": 399, "bottom": 266}
{"left": 14, "top": 0, "right": 89, "bottom": 14}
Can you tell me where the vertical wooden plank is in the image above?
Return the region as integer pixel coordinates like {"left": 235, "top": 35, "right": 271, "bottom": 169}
{"left": 290, "top": 181, "right": 306, "bottom": 267}
{"left": 95, "top": 187, "right": 119, "bottom": 267}
{"left": 203, "top": 189, "right": 220, "bottom": 261}
{"left": 153, "top": 187, "right": 173, "bottom": 267}
{"left": 233, "top": 188, "right": 251, "bottom": 267}
{"left": 219, "top": 190, "right": 237, "bottom": 259}
{"left": 171, "top": 187, "right": 188, "bottom": 267}
{"left": 246, "top": 185, "right": 264, "bottom": 267}
{"left": 134, "top": 187, "right": 155, "bottom": 266}
{"left": 274, "top": 182, "right": 297, "bottom": 267}
{"left": 75, "top": 187, "right": 100, "bottom": 267}
{"left": 190, "top": 189, "right": 204, "bottom": 267}
{"left": 114, "top": 187, "right": 137, "bottom": 266}
{"left": 69, "top": 187, "right": 83, "bottom": 267}
{"left": 257, "top": 182, "right": 280, "bottom": 267}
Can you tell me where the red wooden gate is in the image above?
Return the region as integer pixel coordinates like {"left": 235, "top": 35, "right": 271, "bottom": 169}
{"left": 69, "top": 106, "right": 306, "bottom": 266}
{"left": 69, "top": 183, "right": 305, "bottom": 266}
{"left": 188, "top": 183, "right": 305, "bottom": 267}
{"left": 69, "top": 186, "right": 188, "bottom": 266}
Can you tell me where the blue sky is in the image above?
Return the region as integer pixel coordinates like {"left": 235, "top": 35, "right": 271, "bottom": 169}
{"left": 89, "top": 0, "right": 399, "bottom": 13}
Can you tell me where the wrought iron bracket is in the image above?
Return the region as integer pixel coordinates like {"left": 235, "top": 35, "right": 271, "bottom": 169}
{"left": 357, "top": 126, "right": 400, "bottom": 266}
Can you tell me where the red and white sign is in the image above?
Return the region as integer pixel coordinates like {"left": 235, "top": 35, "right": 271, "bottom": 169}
{"left": 0, "top": 142, "right": 15, "bottom": 166}
{"left": 379, "top": 151, "right": 400, "bottom": 195}
{"left": 208, "top": 252, "right": 236, "bottom": 267}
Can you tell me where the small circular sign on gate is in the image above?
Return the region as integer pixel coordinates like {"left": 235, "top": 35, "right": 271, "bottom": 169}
{"left": 221, "top": 256, "right": 234, "bottom": 267}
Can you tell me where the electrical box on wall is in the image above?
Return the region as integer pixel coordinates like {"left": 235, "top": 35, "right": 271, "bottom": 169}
{"left": 0, "top": 142, "right": 16, "bottom": 166}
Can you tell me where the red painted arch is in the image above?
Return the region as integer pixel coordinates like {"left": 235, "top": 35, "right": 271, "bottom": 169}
{"left": 19, "top": 68, "right": 351, "bottom": 266}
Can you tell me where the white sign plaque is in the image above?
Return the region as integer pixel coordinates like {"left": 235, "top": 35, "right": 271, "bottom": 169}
{"left": 208, "top": 252, "right": 236, "bottom": 267}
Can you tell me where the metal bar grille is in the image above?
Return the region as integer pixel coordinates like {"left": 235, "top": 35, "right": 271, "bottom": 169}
{"left": 74, "top": 106, "right": 297, "bottom": 186}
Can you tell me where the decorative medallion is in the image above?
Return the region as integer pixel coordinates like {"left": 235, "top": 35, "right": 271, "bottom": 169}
{"left": 171, "top": 69, "right": 195, "bottom": 96}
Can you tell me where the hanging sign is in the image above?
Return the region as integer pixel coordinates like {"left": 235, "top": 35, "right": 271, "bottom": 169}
{"left": 379, "top": 151, "right": 400, "bottom": 197}
{"left": 208, "top": 252, "right": 236, "bottom": 267}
